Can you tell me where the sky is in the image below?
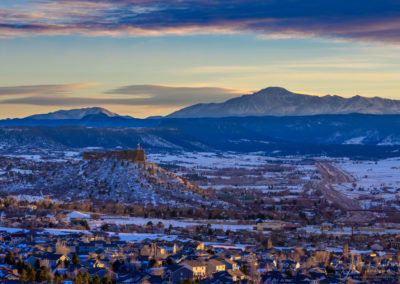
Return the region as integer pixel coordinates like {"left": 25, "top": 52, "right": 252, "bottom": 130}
{"left": 0, "top": 0, "right": 400, "bottom": 118}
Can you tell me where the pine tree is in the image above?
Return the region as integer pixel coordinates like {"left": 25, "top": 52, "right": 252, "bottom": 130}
{"left": 20, "top": 269, "right": 28, "bottom": 283}
{"left": 82, "top": 272, "right": 90, "bottom": 284}
{"left": 36, "top": 266, "right": 51, "bottom": 283}
{"left": 92, "top": 274, "right": 102, "bottom": 284}
{"left": 75, "top": 273, "right": 83, "bottom": 284}
{"left": 72, "top": 253, "right": 80, "bottom": 265}
{"left": 5, "top": 251, "right": 15, "bottom": 265}
{"left": 27, "top": 267, "right": 36, "bottom": 282}
{"left": 34, "top": 259, "right": 41, "bottom": 270}
{"left": 54, "top": 273, "right": 63, "bottom": 284}
{"left": 102, "top": 275, "right": 112, "bottom": 284}
{"left": 240, "top": 264, "right": 249, "bottom": 275}
{"left": 267, "top": 238, "right": 273, "bottom": 249}
{"left": 16, "top": 258, "right": 25, "bottom": 273}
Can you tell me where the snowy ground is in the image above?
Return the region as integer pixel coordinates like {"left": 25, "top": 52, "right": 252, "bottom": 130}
{"left": 333, "top": 158, "right": 400, "bottom": 208}
{"left": 3, "top": 150, "right": 400, "bottom": 211}
{"left": 298, "top": 225, "right": 400, "bottom": 236}
{"left": 0, "top": 226, "right": 251, "bottom": 248}
{"left": 148, "top": 152, "right": 302, "bottom": 169}
{"left": 68, "top": 212, "right": 255, "bottom": 232}
{"left": 147, "top": 152, "right": 319, "bottom": 195}
{"left": 4, "top": 151, "right": 81, "bottom": 162}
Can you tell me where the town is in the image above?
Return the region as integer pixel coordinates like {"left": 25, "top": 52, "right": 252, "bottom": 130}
{"left": 2, "top": 197, "right": 400, "bottom": 283}
{"left": 1, "top": 148, "right": 400, "bottom": 283}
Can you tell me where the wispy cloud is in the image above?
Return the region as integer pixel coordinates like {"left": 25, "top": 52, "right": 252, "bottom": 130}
{"left": 0, "top": 84, "right": 244, "bottom": 106}
{"left": 0, "top": 96, "right": 119, "bottom": 106}
{"left": 105, "top": 84, "right": 244, "bottom": 104}
{"left": 1, "top": 0, "right": 400, "bottom": 43}
{"left": 0, "top": 83, "right": 96, "bottom": 96}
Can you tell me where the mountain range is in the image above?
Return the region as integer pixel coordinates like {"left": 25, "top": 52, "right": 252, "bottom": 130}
{"left": 4, "top": 86, "right": 400, "bottom": 121}
{"left": 169, "top": 87, "right": 400, "bottom": 117}
{"left": 1, "top": 87, "right": 400, "bottom": 157}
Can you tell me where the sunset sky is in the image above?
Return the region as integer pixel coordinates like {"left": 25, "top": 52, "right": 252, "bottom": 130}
{"left": 1, "top": 0, "right": 400, "bottom": 118}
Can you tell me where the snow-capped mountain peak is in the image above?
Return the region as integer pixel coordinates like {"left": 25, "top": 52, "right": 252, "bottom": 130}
{"left": 168, "top": 87, "right": 400, "bottom": 118}
{"left": 27, "top": 107, "right": 120, "bottom": 120}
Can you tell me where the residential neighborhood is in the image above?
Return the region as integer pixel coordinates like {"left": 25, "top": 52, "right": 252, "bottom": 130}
{"left": 2, "top": 216, "right": 400, "bottom": 283}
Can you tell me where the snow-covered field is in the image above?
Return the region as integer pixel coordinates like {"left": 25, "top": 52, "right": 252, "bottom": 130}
{"left": 68, "top": 212, "right": 255, "bottom": 232}
{"left": 147, "top": 152, "right": 296, "bottom": 169}
{"left": 333, "top": 158, "right": 400, "bottom": 208}
{"left": 338, "top": 158, "right": 400, "bottom": 186}
{"left": 298, "top": 225, "right": 400, "bottom": 236}
{"left": 147, "top": 152, "right": 319, "bottom": 194}
{"left": 4, "top": 153, "right": 80, "bottom": 163}
{"left": 0, "top": 226, "right": 182, "bottom": 241}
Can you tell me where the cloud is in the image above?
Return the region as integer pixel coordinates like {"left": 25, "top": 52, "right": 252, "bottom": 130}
{"left": 0, "top": 84, "right": 245, "bottom": 106}
{"left": 0, "top": 96, "right": 113, "bottom": 106}
{"left": 1, "top": 0, "right": 400, "bottom": 43}
{"left": 0, "top": 83, "right": 97, "bottom": 96}
{"left": 184, "top": 62, "right": 390, "bottom": 75}
{"left": 105, "top": 84, "right": 244, "bottom": 104}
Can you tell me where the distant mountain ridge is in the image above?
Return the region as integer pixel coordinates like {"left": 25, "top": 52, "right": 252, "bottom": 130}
{"left": 6, "top": 86, "right": 400, "bottom": 121}
{"left": 27, "top": 107, "right": 120, "bottom": 120}
{"left": 168, "top": 87, "right": 400, "bottom": 117}
{"left": 1, "top": 87, "right": 400, "bottom": 157}
{"left": 1, "top": 114, "right": 400, "bottom": 158}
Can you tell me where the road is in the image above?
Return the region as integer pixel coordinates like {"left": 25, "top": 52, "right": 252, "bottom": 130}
{"left": 314, "top": 162, "right": 362, "bottom": 211}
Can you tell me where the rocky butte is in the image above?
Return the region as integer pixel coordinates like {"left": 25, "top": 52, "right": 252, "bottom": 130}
{"left": 83, "top": 145, "right": 146, "bottom": 163}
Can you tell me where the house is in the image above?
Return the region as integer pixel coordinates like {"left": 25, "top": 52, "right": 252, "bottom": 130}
{"left": 207, "top": 271, "right": 241, "bottom": 283}
{"left": 76, "top": 242, "right": 97, "bottom": 254}
{"left": 140, "top": 243, "right": 168, "bottom": 259}
{"left": 388, "top": 237, "right": 400, "bottom": 249}
{"left": 118, "top": 270, "right": 147, "bottom": 283}
{"left": 223, "top": 258, "right": 239, "bottom": 271}
{"left": 167, "top": 264, "right": 193, "bottom": 284}
{"left": 183, "top": 260, "right": 206, "bottom": 278}
{"left": 63, "top": 264, "right": 88, "bottom": 278}
{"left": 93, "top": 259, "right": 106, "bottom": 268}
{"left": 26, "top": 253, "right": 70, "bottom": 268}
{"left": 88, "top": 268, "right": 116, "bottom": 281}
{"left": 227, "top": 269, "right": 246, "bottom": 281}
{"left": 196, "top": 242, "right": 205, "bottom": 251}
{"left": 205, "top": 259, "right": 226, "bottom": 275}
{"left": 254, "top": 222, "right": 288, "bottom": 231}
{"left": 26, "top": 255, "right": 39, "bottom": 267}
{"left": 10, "top": 232, "right": 27, "bottom": 244}
{"left": 139, "top": 274, "right": 164, "bottom": 284}
{"left": 41, "top": 253, "right": 70, "bottom": 268}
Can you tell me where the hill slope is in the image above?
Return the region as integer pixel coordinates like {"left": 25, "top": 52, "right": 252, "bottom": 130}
{"left": 0, "top": 154, "right": 220, "bottom": 208}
